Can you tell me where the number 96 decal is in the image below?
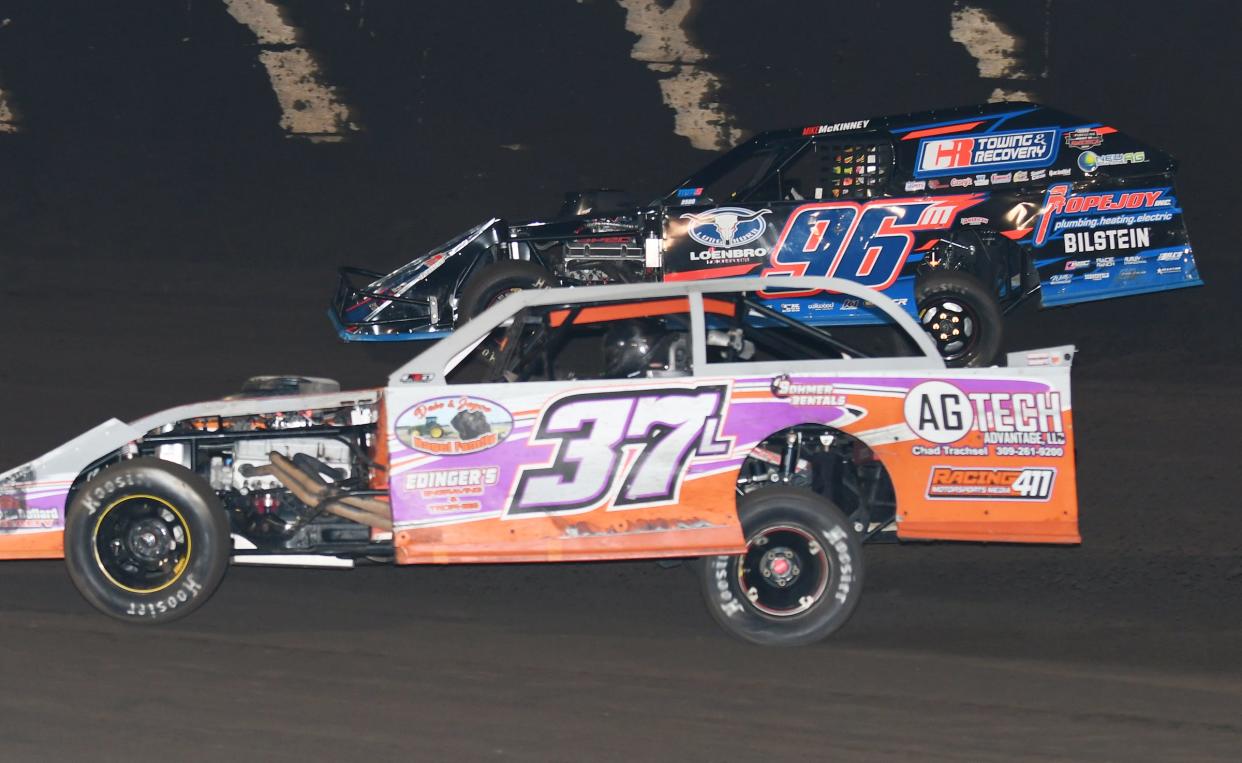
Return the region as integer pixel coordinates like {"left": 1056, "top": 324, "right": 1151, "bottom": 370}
{"left": 761, "top": 195, "right": 982, "bottom": 295}
{"left": 509, "top": 385, "right": 733, "bottom": 516}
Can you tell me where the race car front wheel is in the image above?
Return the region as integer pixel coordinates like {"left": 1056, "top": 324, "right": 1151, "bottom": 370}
{"left": 698, "top": 486, "right": 863, "bottom": 646}
{"left": 64, "top": 458, "right": 230, "bottom": 624}
{"left": 916, "top": 271, "right": 1003, "bottom": 367}
{"left": 458, "top": 260, "right": 555, "bottom": 324}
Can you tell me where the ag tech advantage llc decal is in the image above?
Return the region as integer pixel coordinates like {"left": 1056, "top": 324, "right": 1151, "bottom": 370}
{"left": 902, "top": 380, "right": 1068, "bottom": 459}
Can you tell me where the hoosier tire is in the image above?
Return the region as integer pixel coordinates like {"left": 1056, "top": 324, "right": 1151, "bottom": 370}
{"left": 915, "top": 270, "right": 1004, "bottom": 368}
{"left": 699, "top": 486, "right": 864, "bottom": 646}
{"left": 64, "top": 458, "right": 229, "bottom": 624}
{"left": 457, "top": 260, "right": 555, "bottom": 324}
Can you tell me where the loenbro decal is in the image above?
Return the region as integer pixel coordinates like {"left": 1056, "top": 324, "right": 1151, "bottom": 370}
{"left": 395, "top": 396, "right": 514, "bottom": 455}
{"left": 680, "top": 207, "right": 771, "bottom": 248}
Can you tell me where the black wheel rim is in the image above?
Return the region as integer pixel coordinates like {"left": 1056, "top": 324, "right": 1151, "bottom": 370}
{"left": 736, "top": 524, "right": 830, "bottom": 617}
{"left": 919, "top": 298, "right": 979, "bottom": 363}
{"left": 92, "top": 495, "right": 191, "bottom": 594}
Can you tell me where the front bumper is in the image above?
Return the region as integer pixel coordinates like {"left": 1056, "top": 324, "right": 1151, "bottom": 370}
{"left": 330, "top": 267, "right": 452, "bottom": 342}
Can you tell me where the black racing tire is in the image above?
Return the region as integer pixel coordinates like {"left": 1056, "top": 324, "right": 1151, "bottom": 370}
{"left": 698, "top": 486, "right": 864, "bottom": 646}
{"left": 915, "top": 270, "right": 1003, "bottom": 367}
{"left": 64, "top": 458, "right": 230, "bottom": 624}
{"left": 458, "top": 260, "right": 555, "bottom": 325}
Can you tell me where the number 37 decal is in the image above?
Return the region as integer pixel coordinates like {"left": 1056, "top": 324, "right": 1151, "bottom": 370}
{"left": 509, "top": 385, "right": 733, "bottom": 516}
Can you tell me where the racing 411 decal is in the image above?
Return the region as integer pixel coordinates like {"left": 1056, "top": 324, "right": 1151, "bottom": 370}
{"left": 762, "top": 195, "right": 983, "bottom": 295}
{"left": 509, "top": 385, "right": 733, "bottom": 516}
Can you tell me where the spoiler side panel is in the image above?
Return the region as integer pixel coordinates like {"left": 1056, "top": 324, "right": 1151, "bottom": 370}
{"left": 1031, "top": 178, "right": 1202, "bottom": 307}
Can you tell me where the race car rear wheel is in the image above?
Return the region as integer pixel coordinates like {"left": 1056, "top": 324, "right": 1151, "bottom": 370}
{"left": 916, "top": 270, "right": 1003, "bottom": 367}
{"left": 698, "top": 486, "right": 863, "bottom": 646}
{"left": 458, "top": 260, "right": 555, "bottom": 324}
{"left": 64, "top": 458, "right": 229, "bottom": 624}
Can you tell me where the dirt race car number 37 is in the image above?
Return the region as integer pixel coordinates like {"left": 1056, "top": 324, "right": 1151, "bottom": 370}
{"left": 1, "top": 276, "right": 1079, "bottom": 646}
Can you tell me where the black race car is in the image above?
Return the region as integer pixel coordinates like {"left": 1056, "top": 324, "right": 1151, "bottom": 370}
{"left": 331, "top": 102, "right": 1201, "bottom": 366}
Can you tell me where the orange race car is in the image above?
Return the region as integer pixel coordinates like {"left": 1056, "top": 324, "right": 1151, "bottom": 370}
{"left": 0, "top": 277, "right": 1078, "bottom": 645}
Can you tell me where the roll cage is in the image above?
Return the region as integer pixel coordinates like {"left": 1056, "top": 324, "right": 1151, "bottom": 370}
{"left": 393, "top": 276, "right": 944, "bottom": 386}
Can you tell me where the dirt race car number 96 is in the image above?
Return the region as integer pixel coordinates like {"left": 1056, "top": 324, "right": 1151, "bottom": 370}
{"left": 509, "top": 385, "right": 733, "bottom": 516}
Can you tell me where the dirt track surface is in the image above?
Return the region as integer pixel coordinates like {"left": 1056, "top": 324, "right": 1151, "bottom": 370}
{"left": 1, "top": 1, "right": 1240, "bottom": 760}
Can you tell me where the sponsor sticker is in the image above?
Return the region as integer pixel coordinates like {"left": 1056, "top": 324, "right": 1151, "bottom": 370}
{"left": 903, "top": 381, "right": 1066, "bottom": 447}
{"left": 916, "top": 128, "right": 1059, "bottom": 177}
{"left": 680, "top": 207, "right": 771, "bottom": 249}
{"left": 770, "top": 376, "right": 847, "bottom": 406}
{"left": 1063, "top": 128, "right": 1104, "bottom": 150}
{"left": 1034, "top": 183, "right": 1177, "bottom": 248}
{"left": 927, "top": 466, "right": 1056, "bottom": 500}
{"left": 396, "top": 397, "right": 514, "bottom": 455}
{"left": 1078, "top": 150, "right": 1146, "bottom": 173}
{"left": 689, "top": 247, "right": 767, "bottom": 264}
{"left": 802, "top": 119, "right": 870, "bottom": 136}
{"left": 1062, "top": 228, "right": 1154, "bottom": 253}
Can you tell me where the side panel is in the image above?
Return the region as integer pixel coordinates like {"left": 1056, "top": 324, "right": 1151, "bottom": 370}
{"left": 1025, "top": 180, "right": 1202, "bottom": 306}
{"left": 0, "top": 419, "right": 142, "bottom": 560}
{"left": 386, "top": 380, "right": 747, "bottom": 564}
{"left": 0, "top": 474, "right": 70, "bottom": 558}
{"left": 718, "top": 368, "right": 1078, "bottom": 543}
{"left": 866, "top": 369, "right": 1079, "bottom": 543}
{"left": 386, "top": 364, "right": 1079, "bottom": 564}
{"left": 661, "top": 197, "right": 985, "bottom": 324}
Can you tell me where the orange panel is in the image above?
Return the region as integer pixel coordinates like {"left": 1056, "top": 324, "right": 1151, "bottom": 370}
{"left": 395, "top": 470, "right": 746, "bottom": 564}
{"left": 0, "top": 530, "right": 65, "bottom": 560}
{"left": 548, "top": 297, "right": 735, "bottom": 327}
{"left": 877, "top": 406, "right": 1080, "bottom": 544}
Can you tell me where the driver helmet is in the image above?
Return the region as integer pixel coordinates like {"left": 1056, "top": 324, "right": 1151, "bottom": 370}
{"left": 602, "top": 318, "right": 686, "bottom": 378}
